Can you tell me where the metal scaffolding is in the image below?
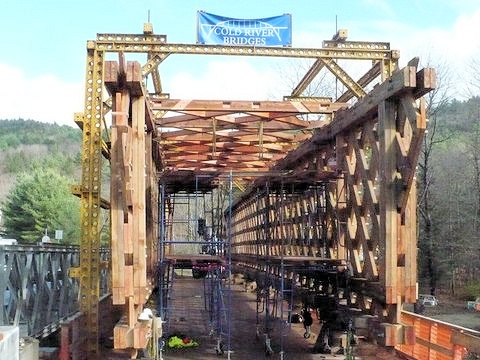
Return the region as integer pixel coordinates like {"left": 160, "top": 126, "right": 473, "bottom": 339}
{"left": 155, "top": 174, "right": 234, "bottom": 358}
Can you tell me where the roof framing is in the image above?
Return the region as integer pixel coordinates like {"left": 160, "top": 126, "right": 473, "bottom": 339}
{"left": 87, "top": 25, "right": 400, "bottom": 189}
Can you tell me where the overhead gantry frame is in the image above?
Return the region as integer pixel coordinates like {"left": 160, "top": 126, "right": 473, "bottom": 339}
{"left": 75, "top": 23, "right": 405, "bottom": 358}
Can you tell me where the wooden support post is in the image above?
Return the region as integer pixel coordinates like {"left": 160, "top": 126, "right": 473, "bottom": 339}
{"left": 111, "top": 91, "right": 129, "bottom": 305}
{"left": 60, "top": 313, "right": 86, "bottom": 360}
{"left": 379, "top": 99, "right": 398, "bottom": 309}
{"left": 132, "top": 95, "right": 147, "bottom": 305}
{"left": 145, "top": 131, "right": 156, "bottom": 278}
{"left": 111, "top": 61, "right": 150, "bottom": 351}
{"left": 335, "top": 135, "right": 347, "bottom": 260}
{"left": 402, "top": 182, "right": 417, "bottom": 303}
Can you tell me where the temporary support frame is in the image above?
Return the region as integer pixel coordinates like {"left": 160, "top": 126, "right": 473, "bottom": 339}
{"left": 155, "top": 173, "right": 235, "bottom": 358}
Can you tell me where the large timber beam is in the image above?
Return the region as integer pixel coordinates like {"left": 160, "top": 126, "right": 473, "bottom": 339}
{"left": 151, "top": 98, "right": 346, "bottom": 114}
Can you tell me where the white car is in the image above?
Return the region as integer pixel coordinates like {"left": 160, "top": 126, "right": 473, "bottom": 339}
{"left": 419, "top": 294, "right": 439, "bottom": 306}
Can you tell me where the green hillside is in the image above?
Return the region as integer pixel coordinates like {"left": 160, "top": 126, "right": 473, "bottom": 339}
{"left": 0, "top": 119, "right": 83, "bottom": 243}
{"left": 0, "top": 118, "right": 81, "bottom": 150}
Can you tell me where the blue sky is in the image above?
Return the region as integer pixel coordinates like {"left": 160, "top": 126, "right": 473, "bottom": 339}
{"left": 0, "top": 0, "right": 479, "bottom": 125}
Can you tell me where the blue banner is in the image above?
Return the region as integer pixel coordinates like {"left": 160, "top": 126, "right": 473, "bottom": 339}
{"left": 197, "top": 11, "right": 292, "bottom": 47}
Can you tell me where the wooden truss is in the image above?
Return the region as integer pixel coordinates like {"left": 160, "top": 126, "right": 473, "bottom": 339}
{"left": 230, "top": 65, "right": 435, "bottom": 338}
{"left": 75, "top": 23, "right": 435, "bottom": 357}
{"left": 155, "top": 99, "right": 345, "bottom": 182}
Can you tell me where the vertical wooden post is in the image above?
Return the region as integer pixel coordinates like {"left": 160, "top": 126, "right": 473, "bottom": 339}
{"left": 132, "top": 95, "right": 147, "bottom": 305}
{"left": 145, "top": 131, "right": 158, "bottom": 278}
{"left": 111, "top": 91, "right": 129, "bottom": 305}
{"left": 378, "top": 99, "right": 398, "bottom": 310}
{"left": 403, "top": 182, "right": 417, "bottom": 303}
{"left": 335, "top": 135, "right": 347, "bottom": 260}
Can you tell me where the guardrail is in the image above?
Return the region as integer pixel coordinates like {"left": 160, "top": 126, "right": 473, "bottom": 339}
{"left": 397, "top": 310, "right": 480, "bottom": 360}
{"left": 0, "top": 244, "right": 110, "bottom": 338}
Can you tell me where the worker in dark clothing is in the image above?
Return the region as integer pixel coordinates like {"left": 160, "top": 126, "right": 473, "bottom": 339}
{"left": 301, "top": 307, "right": 313, "bottom": 338}
{"left": 313, "top": 307, "right": 337, "bottom": 353}
{"left": 313, "top": 304, "right": 354, "bottom": 354}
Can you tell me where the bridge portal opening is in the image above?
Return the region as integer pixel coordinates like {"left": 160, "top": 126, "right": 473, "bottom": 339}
{"left": 75, "top": 22, "right": 436, "bottom": 359}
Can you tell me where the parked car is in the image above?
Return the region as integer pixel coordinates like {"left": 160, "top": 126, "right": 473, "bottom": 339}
{"left": 467, "top": 297, "right": 480, "bottom": 311}
{"left": 419, "top": 294, "right": 439, "bottom": 306}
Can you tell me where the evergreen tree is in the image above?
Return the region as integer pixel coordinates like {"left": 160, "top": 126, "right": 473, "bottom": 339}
{"left": 1, "top": 167, "right": 80, "bottom": 244}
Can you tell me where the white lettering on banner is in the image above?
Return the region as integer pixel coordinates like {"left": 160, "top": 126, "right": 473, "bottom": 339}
{"left": 214, "top": 27, "right": 243, "bottom": 36}
{"left": 243, "top": 28, "right": 275, "bottom": 37}
{"left": 223, "top": 37, "right": 266, "bottom": 45}
{"left": 211, "top": 23, "right": 279, "bottom": 39}
{"left": 197, "top": 12, "right": 292, "bottom": 47}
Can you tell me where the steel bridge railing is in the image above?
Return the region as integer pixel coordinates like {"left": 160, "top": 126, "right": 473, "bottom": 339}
{"left": 0, "top": 244, "right": 110, "bottom": 338}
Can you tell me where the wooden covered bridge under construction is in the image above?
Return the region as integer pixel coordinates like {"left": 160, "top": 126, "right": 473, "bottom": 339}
{"left": 63, "top": 22, "right": 480, "bottom": 359}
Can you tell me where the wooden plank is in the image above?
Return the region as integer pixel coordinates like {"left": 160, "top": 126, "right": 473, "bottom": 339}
{"left": 398, "top": 97, "right": 426, "bottom": 214}
{"left": 335, "top": 135, "right": 347, "bottom": 260}
{"left": 123, "top": 129, "right": 134, "bottom": 207}
{"left": 145, "top": 132, "right": 156, "bottom": 277}
{"left": 414, "top": 337, "right": 454, "bottom": 357}
{"left": 127, "top": 295, "right": 136, "bottom": 328}
{"left": 59, "top": 313, "right": 86, "bottom": 360}
{"left": 124, "top": 265, "right": 134, "bottom": 298}
{"left": 414, "top": 68, "right": 437, "bottom": 98}
{"left": 133, "top": 322, "right": 150, "bottom": 349}
{"left": 114, "top": 323, "right": 133, "bottom": 349}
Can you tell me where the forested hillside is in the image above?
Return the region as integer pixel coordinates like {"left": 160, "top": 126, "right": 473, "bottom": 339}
{"left": 0, "top": 119, "right": 80, "bottom": 150}
{"left": 0, "top": 119, "right": 82, "bottom": 243}
{"left": 0, "top": 119, "right": 81, "bottom": 196}
{"left": 418, "top": 96, "right": 480, "bottom": 298}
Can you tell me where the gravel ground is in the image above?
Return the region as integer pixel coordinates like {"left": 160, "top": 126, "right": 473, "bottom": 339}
{"left": 419, "top": 293, "right": 480, "bottom": 331}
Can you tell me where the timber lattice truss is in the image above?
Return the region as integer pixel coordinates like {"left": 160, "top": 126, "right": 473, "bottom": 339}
{"left": 231, "top": 66, "right": 434, "bottom": 326}
{"left": 75, "top": 23, "right": 441, "bottom": 358}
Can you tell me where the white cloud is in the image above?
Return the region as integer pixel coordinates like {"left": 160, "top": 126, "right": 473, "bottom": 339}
{"left": 0, "top": 63, "right": 83, "bottom": 126}
{"left": 386, "top": 10, "right": 480, "bottom": 97}
{"left": 166, "top": 59, "right": 281, "bottom": 100}
{"left": 296, "top": 9, "right": 480, "bottom": 98}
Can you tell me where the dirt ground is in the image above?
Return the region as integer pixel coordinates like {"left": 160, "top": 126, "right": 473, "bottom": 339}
{"left": 102, "top": 283, "right": 479, "bottom": 360}
{"left": 160, "top": 275, "right": 403, "bottom": 360}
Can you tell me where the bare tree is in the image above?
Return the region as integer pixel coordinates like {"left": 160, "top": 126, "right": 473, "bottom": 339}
{"left": 465, "top": 53, "right": 480, "bottom": 97}
{"left": 417, "top": 58, "right": 452, "bottom": 295}
{"left": 273, "top": 58, "right": 338, "bottom": 99}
